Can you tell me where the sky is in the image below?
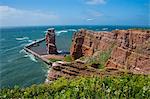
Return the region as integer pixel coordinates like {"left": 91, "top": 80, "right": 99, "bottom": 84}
{"left": 0, "top": 0, "right": 149, "bottom": 26}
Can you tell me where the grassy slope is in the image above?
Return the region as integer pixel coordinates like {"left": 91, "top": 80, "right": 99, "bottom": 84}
{"left": 0, "top": 74, "right": 150, "bottom": 99}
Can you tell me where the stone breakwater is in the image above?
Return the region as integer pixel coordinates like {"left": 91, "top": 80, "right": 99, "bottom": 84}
{"left": 24, "top": 28, "right": 64, "bottom": 66}
{"left": 46, "top": 29, "right": 150, "bottom": 83}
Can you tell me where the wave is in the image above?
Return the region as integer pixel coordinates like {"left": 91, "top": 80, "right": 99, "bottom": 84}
{"left": 25, "top": 38, "right": 44, "bottom": 46}
{"left": 7, "top": 56, "right": 24, "bottom": 63}
{"left": 28, "top": 40, "right": 33, "bottom": 43}
{"left": 21, "top": 43, "right": 28, "bottom": 47}
{"left": 56, "top": 30, "right": 68, "bottom": 33}
{"left": 44, "top": 29, "right": 76, "bottom": 36}
{"left": 0, "top": 38, "right": 5, "bottom": 42}
{"left": 19, "top": 49, "right": 37, "bottom": 62}
{"left": 102, "top": 28, "right": 108, "bottom": 31}
{"left": 44, "top": 30, "right": 48, "bottom": 33}
{"left": 16, "top": 37, "right": 29, "bottom": 41}
{"left": 19, "top": 49, "right": 26, "bottom": 54}
{"left": 27, "top": 54, "right": 37, "bottom": 62}
{"left": 56, "top": 30, "right": 68, "bottom": 36}
{"left": 68, "top": 29, "right": 77, "bottom": 32}
{"left": 1, "top": 41, "right": 32, "bottom": 54}
{"left": 24, "top": 41, "right": 36, "bottom": 47}
{"left": 3, "top": 45, "right": 21, "bottom": 53}
{"left": 20, "top": 50, "right": 37, "bottom": 63}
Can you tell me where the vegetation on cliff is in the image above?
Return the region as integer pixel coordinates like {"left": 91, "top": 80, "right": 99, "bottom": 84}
{"left": 64, "top": 55, "right": 73, "bottom": 62}
{"left": 1, "top": 74, "right": 150, "bottom": 99}
{"left": 80, "top": 43, "right": 115, "bottom": 69}
{"left": 49, "top": 58, "right": 62, "bottom": 62}
{"left": 86, "top": 50, "right": 112, "bottom": 69}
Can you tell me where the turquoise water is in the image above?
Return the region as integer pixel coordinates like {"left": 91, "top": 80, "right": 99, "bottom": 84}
{"left": 0, "top": 25, "right": 149, "bottom": 88}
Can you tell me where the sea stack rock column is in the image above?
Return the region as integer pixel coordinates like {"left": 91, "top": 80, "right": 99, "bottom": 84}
{"left": 45, "top": 28, "right": 58, "bottom": 54}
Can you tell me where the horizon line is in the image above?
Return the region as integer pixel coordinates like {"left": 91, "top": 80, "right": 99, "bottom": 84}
{"left": 1, "top": 24, "right": 150, "bottom": 28}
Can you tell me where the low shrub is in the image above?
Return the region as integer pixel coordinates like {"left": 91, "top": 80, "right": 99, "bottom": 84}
{"left": 64, "top": 55, "right": 73, "bottom": 62}
{"left": 86, "top": 49, "right": 112, "bottom": 69}
{"left": 48, "top": 58, "right": 62, "bottom": 62}
{"left": 0, "top": 74, "right": 150, "bottom": 99}
{"left": 86, "top": 43, "right": 115, "bottom": 69}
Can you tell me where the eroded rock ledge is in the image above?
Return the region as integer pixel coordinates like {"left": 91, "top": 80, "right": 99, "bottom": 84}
{"left": 46, "top": 29, "right": 150, "bottom": 83}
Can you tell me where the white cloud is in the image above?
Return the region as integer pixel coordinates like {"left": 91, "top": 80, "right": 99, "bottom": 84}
{"left": 86, "top": 0, "right": 106, "bottom": 5}
{"left": 0, "top": 6, "right": 59, "bottom": 26}
{"left": 86, "top": 18, "right": 94, "bottom": 21}
{"left": 84, "top": 10, "right": 103, "bottom": 21}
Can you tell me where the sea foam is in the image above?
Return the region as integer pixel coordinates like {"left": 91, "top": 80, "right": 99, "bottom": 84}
{"left": 20, "top": 49, "right": 37, "bottom": 62}
{"left": 68, "top": 29, "right": 77, "bottom": 32}
{"left": 28, "top": 40, "right": 33, "bottom": 43}
{"left": 16, "top": 37, "right": 29, "bottom": 41}
{"left": 102, "top": 28, "right": 108, "bottom": 31}
{"left": 25, "top": 53, "right": 37, "bottom": 62}
{"left": 56, "top": 30, "right": 68, "bottom": 36}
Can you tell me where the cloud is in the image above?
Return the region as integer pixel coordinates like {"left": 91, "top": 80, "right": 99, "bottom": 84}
{"left": 0, "top": 6, "right": 59, "bottom": 26}
{"left": 84, "top": 10, "right": 103, "bottom": 21}
{"left": 86, "top": 18, "right": 94, "bottom": 21}
{"left": 86, "top": 0, "right": 106, "bottom": 5}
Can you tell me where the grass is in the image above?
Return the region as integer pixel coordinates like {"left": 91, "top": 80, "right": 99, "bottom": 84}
{"left": 86, "top": 46, "right": 113, "bottom": 69}
{"left": 64, "top": 55, "right": 73, "bottom": 62}
{"left": 0, "top": 74, "right": 150, "bottom": 99}
{"left": 86, "top": 51, "right": 110, "bottom": 69}
{"left": 48, "top": 58, "right": 62, "bottom": 62}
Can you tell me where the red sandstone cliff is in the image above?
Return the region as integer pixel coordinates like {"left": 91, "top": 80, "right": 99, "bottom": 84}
{"left": 46, "top": 29, "right": 150, "bottom": 83}
{"left": 70, "top": 29, "right": 150, "bottom": 74}
{"left": 70, "top": 29, "right": 116, "bottom": 59}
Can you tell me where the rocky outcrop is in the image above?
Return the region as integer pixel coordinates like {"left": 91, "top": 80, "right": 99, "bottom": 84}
{"left": 45, "top": 28, "right": 58, "bottom": 54}
{"left": 106, "top": 30, "right": 150, "bottom": 74}
{"left": 46, "top": 60, "right": 124, "bottom": 83}
{"left": 70, "top": 29, "right": 116, "bottom": 59}
{"left": 70, "top": 29, "right": 150, "bottom": 74}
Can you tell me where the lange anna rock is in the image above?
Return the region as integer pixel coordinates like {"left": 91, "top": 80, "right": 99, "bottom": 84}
{"left": 45, "top": 28, "right": 58, "bottom": 54}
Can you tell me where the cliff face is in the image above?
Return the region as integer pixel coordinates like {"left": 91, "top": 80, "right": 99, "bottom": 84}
{"left": 45, "top": 28, "right": 58, "bottom": 54}
{"left": 70, "top": 29, "right": 116, "bottom": 59}
{"left": 46, "top": 29, "right": 150, "bottom": 83}
{"left": 70, "top": 29, "right": 150, "bottom": 74}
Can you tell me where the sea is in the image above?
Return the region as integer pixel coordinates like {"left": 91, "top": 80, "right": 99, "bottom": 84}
{"left": 0, "top": 25, "right": 149, "bottom": 88}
